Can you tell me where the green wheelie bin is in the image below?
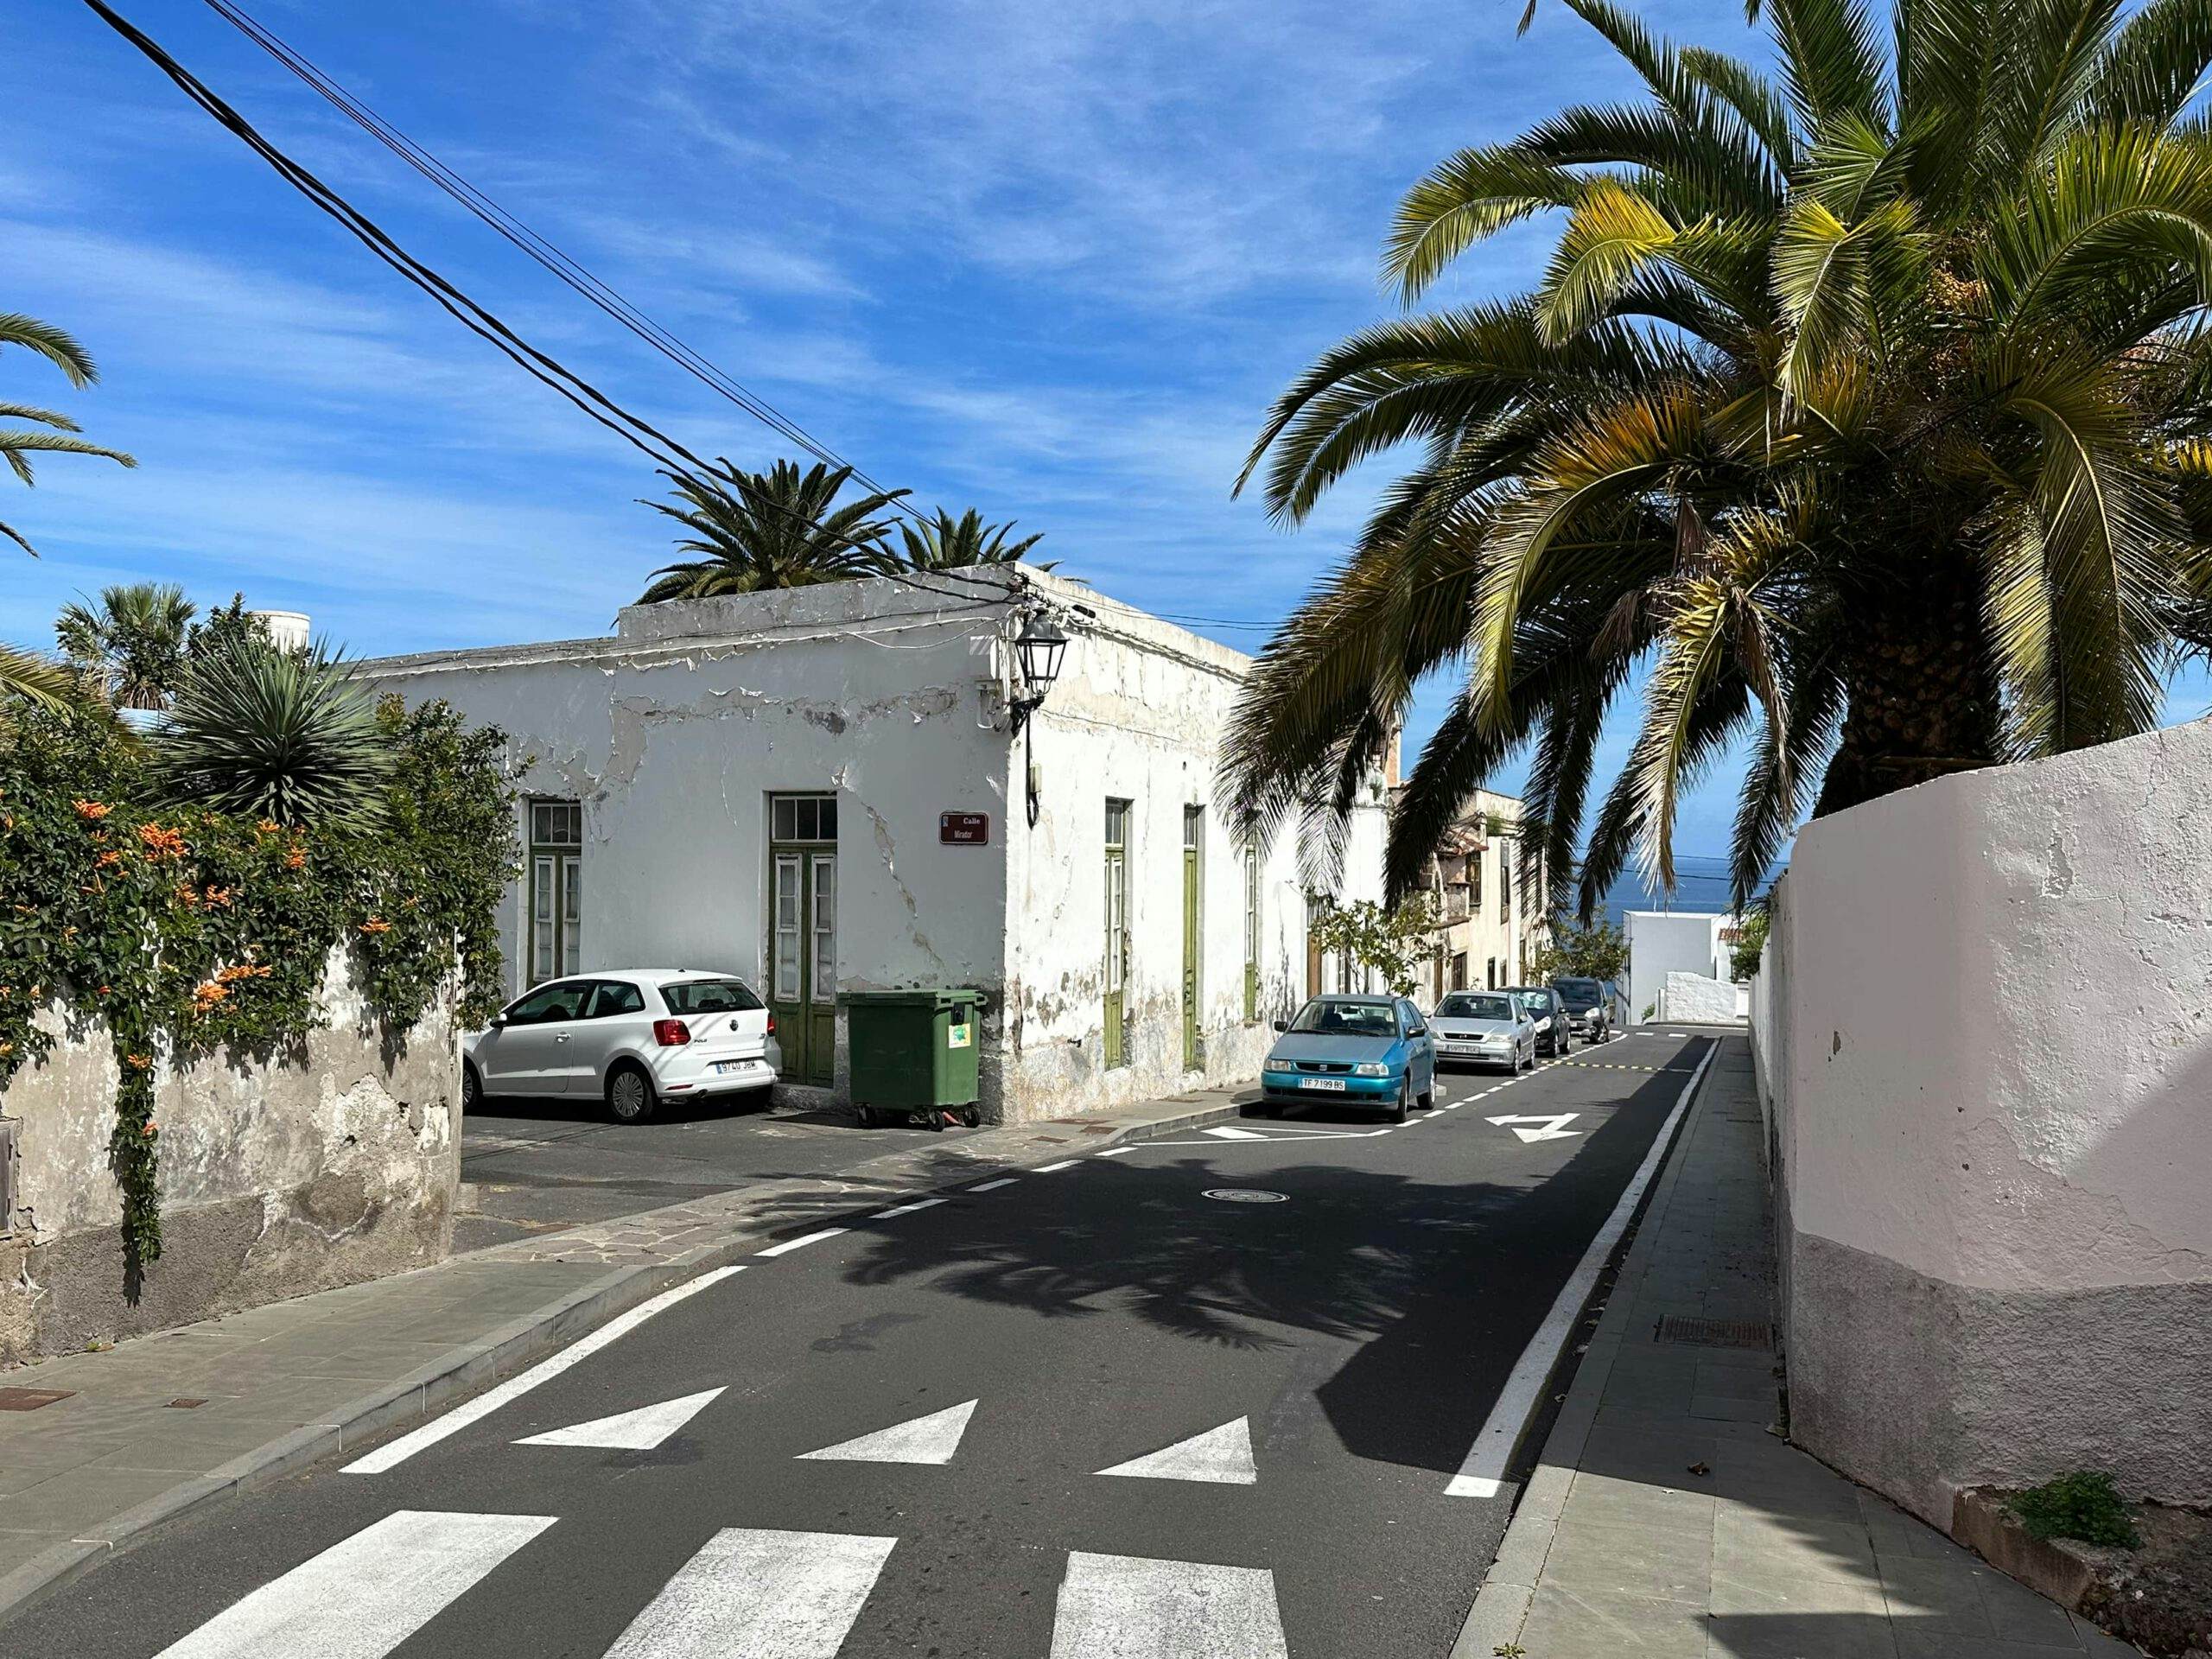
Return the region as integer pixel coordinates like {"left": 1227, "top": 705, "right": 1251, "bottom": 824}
{"left": 843, "top": 988, "right": 982, "bottom": 1130}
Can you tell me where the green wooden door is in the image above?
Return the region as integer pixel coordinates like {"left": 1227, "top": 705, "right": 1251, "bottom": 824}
{"left": 769, "top": 794, "right": 838, "bottom": 1088}
{"left": 1103, "top": 799, "right": 1128, "bottom": 1068}
{"left": 1182, "top": 806, "right": 1202, "bottom": 1070}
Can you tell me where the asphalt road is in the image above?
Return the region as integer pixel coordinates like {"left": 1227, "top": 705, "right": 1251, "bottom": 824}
{"left": 455, "top": 1093, "right": 944, "bottom": 1251}
{"left": 4, "top": 1031, "right": 1711, "bottom": 1659}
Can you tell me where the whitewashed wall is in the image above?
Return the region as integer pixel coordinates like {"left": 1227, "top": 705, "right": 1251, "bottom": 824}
{"left": 1625, "top": 910, "right": 1729, "bottom": 1025}
{"left": 1751, "top": 718, "right": 2212, "bottom": 1522}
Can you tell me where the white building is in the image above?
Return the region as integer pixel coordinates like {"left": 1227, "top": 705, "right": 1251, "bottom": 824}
{"left": 368, "top": 569, "right": 1385, "bottom": 1123}
{"left": 1405, "top": 787, "right": 1550, "bottom": 1002}
{"left": 1624, "top": 909, "right": 1740, "bottom": 1025}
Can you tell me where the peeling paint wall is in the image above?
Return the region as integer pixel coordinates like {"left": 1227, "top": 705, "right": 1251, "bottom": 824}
{"left": 368, "top": 573, "right": 1389, "bottom": 1126}
{"left": 1749, "top": 717, "right": 2212, "bottom": 1521}
{"left": 0, "top": 949, "right": 458, "bottom": 1363}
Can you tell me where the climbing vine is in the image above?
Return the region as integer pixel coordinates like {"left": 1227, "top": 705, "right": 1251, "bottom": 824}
{"left": 0, "top": 696, "right": 516, "bottom": 1274}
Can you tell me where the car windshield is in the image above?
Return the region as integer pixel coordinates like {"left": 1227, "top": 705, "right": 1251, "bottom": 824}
{"left": 1516, "top": 992, "right": 1551, "bottom": 1014}
{"left": 1286, "top": 999, "right": 1399, "bottom": 1038}
{"left": 659, "top": 978, "right": 763, "bottom": 1015}
{"left": 1554, "top": 979, "right": 1602, "bottom": 1009}
{"left": 1437, "top": 993, "right": 1515, "bottom": 1021}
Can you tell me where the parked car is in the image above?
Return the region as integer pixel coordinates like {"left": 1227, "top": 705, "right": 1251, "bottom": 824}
{"left": 1552, "top": 976, "right": 1614, "bottom": 1042}
{"left": 463, "top": 969, "right": 782, "bottom": 1123}
{"left": 1260, "top": 994, "right": 1436, "bottom": 1123}
{"left": 1508, "top": 985, "right": 1573, "bottom": 1057}
{"left": 1430, "top": 989, "right": 1539, "bottom": 1072}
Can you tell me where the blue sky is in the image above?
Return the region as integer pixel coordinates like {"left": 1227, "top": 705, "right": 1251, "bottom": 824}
{"left": 7, "top": 0, "right": 2209, "bottom": 866}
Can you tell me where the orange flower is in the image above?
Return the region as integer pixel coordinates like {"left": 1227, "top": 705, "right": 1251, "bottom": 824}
{"left": 0, "top": 1041, "right": 13, "bottom": 1057}
{"left": 192, "top": 981, "right": 230, "bottom": 1011}
{"left": 214, "top": 963, "right": 271, "bottom": 983}
{"left": 359, "top": 918, "right": 393, "bottom": 935}
{"left": 141, "top": 1121, "right": 158, "bottom": 1137}
{"left": 73, "top": 799, "right": 111, "bottom": 821}
{"left": 174, "top": 883, "right": 200, "bottom": 906}
{"left": 283, "top": 849, "right": 306, "bottom": 870}
{"left": 203, "top": 886, "right": 234, "bottom": 907}
{"left": 124, "top": 1052, "right": 152, "bottom": 1071}
{"left": 95, "top": 983, "right": 110, "bottom": 995}
{"left": 137, "top": 823, "right": 189, "bottom": 861}
{"left": 255, "top": 819, "right": 280, "bottom": 836}
{"left": 96, "top": 849, "right": 125, "bottom": 868}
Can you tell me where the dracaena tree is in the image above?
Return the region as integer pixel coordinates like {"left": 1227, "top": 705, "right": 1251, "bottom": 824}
{"left": 1224, "top": 0, "right": 2212, "bottom": 916}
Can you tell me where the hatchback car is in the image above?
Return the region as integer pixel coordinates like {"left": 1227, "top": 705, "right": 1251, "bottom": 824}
{"left": 1430, "top": 990, "right": 1538, "bottom": 1071}
{"left": 1260, "top": 995, "right": 1436, "bottom": 1122}
{"left": 1552, "top": 976, "right": 1614, "bottom": 1042}
{"left": 1507, "top": 985, "right": 1573, "bottom": 1057}
{"left": 463, "top": 969, "right": 782, "bottom": 1122}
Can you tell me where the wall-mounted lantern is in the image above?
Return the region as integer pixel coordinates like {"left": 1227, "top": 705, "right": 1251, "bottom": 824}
{"left": 1011, "top": 614, "right": 1069, "bottom": 827}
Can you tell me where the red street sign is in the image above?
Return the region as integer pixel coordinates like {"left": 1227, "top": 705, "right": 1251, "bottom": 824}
{"left": 940, "top": 811, "right": 989, "bottom": 845}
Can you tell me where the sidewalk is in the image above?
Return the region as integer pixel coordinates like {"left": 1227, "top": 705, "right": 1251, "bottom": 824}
{"left": 1455, "top": 1033, "right": 2137, "bottom": 1659}
{"left": 0, "top": 1083, "right": 1246, "bottom": 1620}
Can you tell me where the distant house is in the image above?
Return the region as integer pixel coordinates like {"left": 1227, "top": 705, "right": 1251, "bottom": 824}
{"left": 1399, "top": 785, "right": 1551, "bottom": 1004}
{"left": 367, "top": 569, "right": 1385, "bottom": 1122}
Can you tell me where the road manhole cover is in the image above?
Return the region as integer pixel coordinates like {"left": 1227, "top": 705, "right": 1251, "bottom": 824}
{"left": 1203, "top": 1189, "right": 1287, "bottom": 1205}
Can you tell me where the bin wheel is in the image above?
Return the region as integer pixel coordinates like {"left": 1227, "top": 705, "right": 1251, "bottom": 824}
{"left": 857, "top": 1104, "right": 876, "bottom": 1128}
{"left": 926, "top": 1110, "right": 945, "bottom": 1133}
{"left": 959, "top": 1105, "right": 981, "bottom": 1128}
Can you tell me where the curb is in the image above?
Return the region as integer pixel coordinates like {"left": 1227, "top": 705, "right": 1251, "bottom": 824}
{"left": 0, "top": 1091, "right": 1248, "bottom": 1627}
{"left": 1448, "top": 1036, "right": 1728, "bottom": 1658}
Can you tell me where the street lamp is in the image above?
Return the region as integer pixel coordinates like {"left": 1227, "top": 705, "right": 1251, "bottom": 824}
{"left": 1011, "top": 614, "right": 1068, "bottom": 828}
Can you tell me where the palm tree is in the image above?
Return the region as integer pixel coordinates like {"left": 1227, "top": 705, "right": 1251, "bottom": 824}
{"left": 57, "top": 582, "right": 196, "bottom": 710}
{"left": 1225, "top": 0, "right": 2212, "bottom": 915}
{"left": 3, "top": 312, "right": 136, "bottom": 557}
{"left": 636, "top": 459, "right": 908, "bottom": 601}
{"left": 152, "top": 638, "right": 392, "bottom": 830}
{"left": 898, "top": 508, "right": 1053, "bottom": 571}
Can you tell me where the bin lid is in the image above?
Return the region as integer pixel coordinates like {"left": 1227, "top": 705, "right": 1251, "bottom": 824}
{"left": 840, "top": 987, "right": 982, "bottom": 1010}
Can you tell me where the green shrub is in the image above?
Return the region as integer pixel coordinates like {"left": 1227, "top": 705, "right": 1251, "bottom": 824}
{"left": 0, "top": 694, "right": 515, "bottom": 1274}
{"left": 2010, "top": 1471, "right": 2141, "bottom": 1548}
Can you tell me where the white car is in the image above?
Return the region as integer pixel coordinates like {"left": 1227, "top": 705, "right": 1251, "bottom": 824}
{"left": 463, "top": 969, "right": 782, "bottom": 1123}
{"left": 1428, "top": 990, "right": 1539, "bottom": 1072}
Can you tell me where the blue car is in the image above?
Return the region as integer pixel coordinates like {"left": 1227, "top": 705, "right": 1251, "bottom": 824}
{"left": 1259, "top": 994, "right": 1438, "bottom": 1123}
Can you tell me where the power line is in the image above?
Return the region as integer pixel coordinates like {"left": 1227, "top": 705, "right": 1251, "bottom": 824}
{"left": 77, "top": 0, "right": 1004, "bottom": 613}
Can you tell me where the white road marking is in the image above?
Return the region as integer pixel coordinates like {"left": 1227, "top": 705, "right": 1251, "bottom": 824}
{"left": 872, "top": 1198, "right": 946, "bottom": 1219}
{"left": 1096, "top": 1416, "right": 1257, "bottom": 1485}
{"left": 153, "top": 1510, "right": 556, "bottom": 1659}
{"left": 796, "top": 1398, "right": 977, "bottom": 1465}
{"left": 1446, "top": 1039, "right": 1718, "bottom": 1499}
{"left": 344, "top": 1268, "right": 745, "bottom": 1474}
{"left": 1485, "top": 1113, "right": 1583, "bottom": 1143}
{"left": 1035, "top": 1160, "right": 1082, "bottom": 1173}
{"left": 1200, "top": 1125, "right": 1269, "bottom": 1141}
{"left": 1050, "top": 1552, "right": 1288, "bottom": 1659}
{"left": 603, "top": 1527, "right": 897, "bottom": 1659}
{"left": 1094, "top": 1147, "right": 1135, "bottom": 1157}
{"left": 514, "top": 1387, "right": 724, "bottom": 1451}
{"left": 968, "top": 1177, "right": 1020, "bottom": 1192}
{"left": 756, "top": 1228, "right": 847, "bottom": 1258}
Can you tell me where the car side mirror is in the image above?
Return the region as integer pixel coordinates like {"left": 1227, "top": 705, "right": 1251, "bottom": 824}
{"left": 1272, "top": 1019, "right": 1288, "bottom": 1033}
{"left": 1408, "top": 1024, "right": 1426, "bottom": 1038}
{"left": 489, "top": 1014, "right": 509, "bottom": 1030}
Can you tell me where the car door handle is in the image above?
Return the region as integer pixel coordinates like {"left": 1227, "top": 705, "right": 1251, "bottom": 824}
{"left": 554, "top": 1032, "right": 570, "bottom": 1043}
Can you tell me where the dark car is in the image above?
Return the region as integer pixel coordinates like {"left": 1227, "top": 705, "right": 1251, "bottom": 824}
{"left": 1507, "top": 985, "right": 1573, "bottom": 1057}
{"left": 1552, "top": 976, "right": 1614, "bottom": 1042}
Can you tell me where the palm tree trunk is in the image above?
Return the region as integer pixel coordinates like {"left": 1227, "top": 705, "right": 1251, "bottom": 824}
{"left": 1814, "top": 570, "right": 1999, "bottom": 818}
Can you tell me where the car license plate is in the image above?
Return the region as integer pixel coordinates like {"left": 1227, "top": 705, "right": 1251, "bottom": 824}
{"left": 1300, "top": 1077, "right": 1346, "bottom": 1091}
{"left": 712, "top": 1060, "right": 750, "bottom": 1075}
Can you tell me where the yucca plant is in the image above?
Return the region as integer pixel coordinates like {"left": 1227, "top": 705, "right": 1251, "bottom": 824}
{"left": 153, "top": 639, "right": 392, "bottom": 830}
{"left": 637, "top": 458, "right": 907, "bottom": 601}
{"left": 3, "top": 311, "right": 136, "bottom": 556}
{"left": 1226, "top": 0, "right": 2212, "bottom": 914}
{"left": 898, "top": 507, "right": 1053, "bottom": 571}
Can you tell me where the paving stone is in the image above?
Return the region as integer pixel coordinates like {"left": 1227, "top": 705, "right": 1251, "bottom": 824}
{"left": 1892, "top": 1632, "right": 2086, "bottom": 1657}
{"left": 1518, "top": 1582, "right": 1708, "bottom": 1656}
{"left": 1713, "top": 1506, "right": 1881, "bottom": 1585}
{"left": 1544, "top": 1516, "right": 1713, "bottom": 1604}
{"left": 1879, "top": 1555, "right": 2082, "bottom": 1647}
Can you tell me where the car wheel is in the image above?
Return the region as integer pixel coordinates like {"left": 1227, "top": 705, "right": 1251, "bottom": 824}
{"left": 606, "top": 1063, "right": 656, "bottom": 1124}
{"left": 1389, "top": 1079, "right": 1409, "bottom": 1124}
{"left": 1418, "top": 1080, "right": 1436, "bottom": 1110}
{"left": 461, "top": 1059, "right": 482, "bottom": 1113}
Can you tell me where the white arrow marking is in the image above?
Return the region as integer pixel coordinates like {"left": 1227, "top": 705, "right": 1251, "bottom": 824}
{"left": 1201, "top": 1125, "right": 1269, "bottom": 1141}
{"left": 604, "top": 1527, "right": 896, "bottom": 1659}
{"left": 1050, "top": 1552, "right": 1288, "bottom": 1659}
{"left": 1096, "top": 1416, "right": 1257, "bottom": 1485}
{"left": 1485, "top": 1113, "right": 1583, "bottom": 1142}
{"left": 154, "top": 1510, "right": 556, "bottom": 1659}
{"left": 796, "top": 1398, "right": 977, "bottom": 1465}
{"left": 514, "top": 1387, "right": 724, "bottom": 1451}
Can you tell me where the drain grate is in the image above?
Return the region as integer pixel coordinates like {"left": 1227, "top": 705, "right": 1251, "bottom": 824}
{"left": 0, "top": 1387, "right": 74, "bottom": 1411}
{"left": 1656, "top": 1315, "right": 1772, "bottom": 1350}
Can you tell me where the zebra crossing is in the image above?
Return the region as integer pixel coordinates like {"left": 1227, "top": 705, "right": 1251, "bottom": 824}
{"left": 149, "top": 1510, "right": 1297, "bottom": 1659}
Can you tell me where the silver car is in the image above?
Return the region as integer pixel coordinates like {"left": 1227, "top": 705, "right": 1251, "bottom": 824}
{"left": 1429, "top": 990, "right": 1538, "bottom": 1072}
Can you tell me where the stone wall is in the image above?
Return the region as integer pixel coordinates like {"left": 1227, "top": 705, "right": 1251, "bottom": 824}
{"left": 0, "top": 950, "right": 460, "bottom": 1363}
{"left": 1661, "top": 970, "right": 1741, "bottom": 1024}
{"left": 1749, "top": 719, "right": 2212, "bottom": 1524}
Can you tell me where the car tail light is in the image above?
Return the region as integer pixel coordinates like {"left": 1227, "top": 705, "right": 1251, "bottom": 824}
{"left": 765, "top": 1014, "right": 776, "bottom": 1035}
{"left": 652, "top": 1018, "right": 691, "bottom": 1046}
